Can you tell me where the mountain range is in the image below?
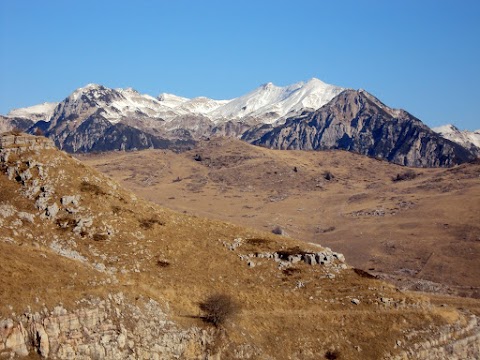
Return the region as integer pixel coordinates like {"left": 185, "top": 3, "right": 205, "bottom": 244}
{"left": 1, "top": 79, "right": 478, "bottom": 166}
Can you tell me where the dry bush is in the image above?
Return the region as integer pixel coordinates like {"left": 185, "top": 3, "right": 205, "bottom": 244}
{"left": 92, "top": 233, "right": 108, "bottom": 242}
{"left": 244, "top": 238, "right": 270, "bottom": 246}
{"left": 282, "top": 267, "right": 301, "bottom": 276}
{"left": 199, "top": 293, "right": 238, "bottom": 327}
{"left": 10, "top": 127, "right": 23, "bottom": 136}
{"left": 80, "top": 181, "right": 106, "bottom": 196}
{"left": 111, "top": 205, "right": 122, "bottom": 215}
{"left": 271, "top": 225, "right": 284, "bottom": 235}
{"left": 323, "top": 171, "right": 334, "bottom": 181}
{"left": 156, "top": 260, "right": 170, "bottom": 268}
{"left": 392, "top": 169, "right": 417, "bottom": 182}
{"left": 353, "top": 268, "right": 377, "bottom": 279}
{"left": 139, "top": 217, "right": 165, "bottom": 229}
{"left": 325, "top": 350, "right": 340, "bottom": 359}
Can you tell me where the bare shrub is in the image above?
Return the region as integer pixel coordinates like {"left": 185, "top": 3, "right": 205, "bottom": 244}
{"left": 10, "top": 127, "right": 23, "bottom": 136}
{"left": 199, "top": 293, "right": 238, "bottom": 327}
{"left": 271, "top": 225, "right": 284, "bottom": 235}
{"left": 92, "top": 233, "right": 108, "bottom": 241}
{"left": 325, "top": 350, "right": 340, "bottom": 359}
{"left": 392, "top": 169, "right": 417, "bottom": 182}
{"left": 80, "top": 181, "right": 106, "bottom": 196}
{"left": 244, "top": 238, "right": 270, "bottom": 246}
{"left": 353, "top": 268, "right": 377, "bottom": 279}
{"left": 323, "top": 171, "right": 334, "bottom": 181}
{"left": 282, "top": 267, "right": 301, "bottom": 276}
{"left": 139, "top": 217, "right": 165, "bottom": 229}
{"left": 156, "top": 259, "right": 170, "bottom": 268}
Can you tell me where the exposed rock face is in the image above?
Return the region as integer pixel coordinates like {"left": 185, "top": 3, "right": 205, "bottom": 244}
{"left": 0, "top": 116, "right": 34, "bottom": 134}
{"left": 250, "top": 90, "right": 476, "bottom": 167}
{"left": 0, "top": 132, "right": 55, "bottom": 152}
{"left": 37, "top": 111, "right": 194, "bottom": 153}
{"left": 388, "top": 315, "right": 480, "bottom": 360}
{"left": 0, "top": 294, "right": 215, "bottom": 359}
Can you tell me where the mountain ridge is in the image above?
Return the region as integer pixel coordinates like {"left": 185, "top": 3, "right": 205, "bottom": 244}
{"left": 250, "top": 89, "right": 476, "bottom": 167}
{"left": 1, "top": 80, "right": 477, "bottom": 166}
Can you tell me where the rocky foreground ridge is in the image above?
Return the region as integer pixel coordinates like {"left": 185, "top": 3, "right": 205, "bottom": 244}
{"left": 1, "top": 133, "right": 480, "bottom": 359}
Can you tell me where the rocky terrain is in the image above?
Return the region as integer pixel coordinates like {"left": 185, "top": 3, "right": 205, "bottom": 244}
{"left": 2, "top": 132, "right": 480, "bottom": 359}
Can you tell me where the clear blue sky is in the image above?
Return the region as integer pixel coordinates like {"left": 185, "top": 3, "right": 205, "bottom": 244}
{"left": 1, "top": 0, "right": 479, "bottom": 130}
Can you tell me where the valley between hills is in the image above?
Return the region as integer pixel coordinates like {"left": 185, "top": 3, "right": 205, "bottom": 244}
{"left": 1, "top": 133, "right": 480, "bottom": 359}
{"left": 80, "top": 137, "right": 480, "bottom": 300}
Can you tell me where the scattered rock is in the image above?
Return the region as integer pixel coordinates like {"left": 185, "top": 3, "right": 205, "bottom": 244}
{"left": 45, "top": 203, "right": 59, "bottom": 220}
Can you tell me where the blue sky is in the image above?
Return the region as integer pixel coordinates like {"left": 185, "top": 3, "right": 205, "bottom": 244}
{"left": 1, "top": 0, "right": 479, "bottom": 130}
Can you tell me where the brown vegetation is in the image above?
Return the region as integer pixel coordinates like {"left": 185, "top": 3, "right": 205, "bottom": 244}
{"left": 199, "top": 293, "right": 239, "bottom": 327}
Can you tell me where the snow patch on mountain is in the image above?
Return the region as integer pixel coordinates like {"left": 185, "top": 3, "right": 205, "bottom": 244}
{"left": 4, "top": 78, "right": 344, "bottom": 127}
{"left": 209, "top": 78, "right": 344, "bottom": 123}
{"left": 7, "top": 102, "right": 58, "bottom": 122}
{"left": 157, "top": 93, "right": 190, "bottom": 109}
{"left": 433, "top": 124, "right": 480, "bottom": 153}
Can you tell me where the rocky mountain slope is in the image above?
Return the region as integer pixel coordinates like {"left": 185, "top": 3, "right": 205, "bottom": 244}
{"left": 433, "top": 124, "right": 480, "bottom": 156}
{"left": 250, "top": 90, "right": 475, "bottom": 167}
{"left": 2, "top": 132, "right": 480, "bottom": 359}
{"left": 2, "top": 81, "right": 477, "bottom": 166}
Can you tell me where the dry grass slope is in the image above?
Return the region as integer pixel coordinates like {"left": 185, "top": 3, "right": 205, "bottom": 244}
{"left": 81, "top": 137, "right": 480, "bottom": 298}
{"left": 1, "top": 134, "right": 479, "bottom": 359}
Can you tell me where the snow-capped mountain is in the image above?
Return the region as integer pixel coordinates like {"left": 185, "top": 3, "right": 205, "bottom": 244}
{"left": 433, "top": 124, "right": 480, "bottom": 155}
{"left": 5, "top": 78, "right": 343, "bottom": 127}
{"left": 53, "top": 84, "right": 175, "bottom": 126}
{"left": 209, "top": 78, "right": 343, "bottom": 123}
{"left": 7, "top": 102, "right": 58, "bottom": 122}
{"left": 250, "top": 90, "right": 475, "bottom": 167}
{"left": 1, "top": 79, "right": 477, "bottom": 166}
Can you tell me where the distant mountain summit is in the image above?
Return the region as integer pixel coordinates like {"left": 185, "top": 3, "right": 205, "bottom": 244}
{"left": 433, "top": 124, "right": 480, "bottom": 156}
{"left": 1, "top": 80, "right": 477, "bottom": 166}
{"left": 250, "top": 90, "right": 475, "bottom": 167}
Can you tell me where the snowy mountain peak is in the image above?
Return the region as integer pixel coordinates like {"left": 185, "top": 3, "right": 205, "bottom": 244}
{"left": 7, "top": 102, "right": 58, "bottom": 122}
{"left": 157, "top": 93, "right": 190, "bottom": 108}
{"left": 79, "top": 83, "right": 105, "bottom": 91}
{"left": 208, "top": 78, "right": 344, "bottom": 123}
{"left": 433, "top": 124, "right": 480, "bottom": 154}
{"left": 5, "top": 78, "right": 345, "bottom": 130}
{"left": 262, "top": 82, "right": 277, "bottom": 90}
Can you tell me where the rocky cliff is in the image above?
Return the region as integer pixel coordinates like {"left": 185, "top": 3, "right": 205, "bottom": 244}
{"left": 250, "top": 90, "right": 476, "bottom": 167}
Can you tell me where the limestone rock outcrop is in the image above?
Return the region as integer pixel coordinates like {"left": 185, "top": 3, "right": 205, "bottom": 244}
{"left": 0, "top": 294, "right": 216, "bottom": 359}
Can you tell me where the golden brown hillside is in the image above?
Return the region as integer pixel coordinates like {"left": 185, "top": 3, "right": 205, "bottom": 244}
{"left": 1, "top": 133, "right": 480, "bottom": 359}
{"left": 81, "top": 137, "right": 480, "bottom": 299}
